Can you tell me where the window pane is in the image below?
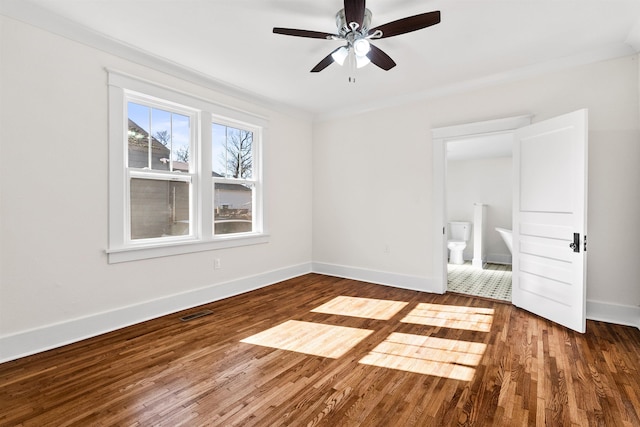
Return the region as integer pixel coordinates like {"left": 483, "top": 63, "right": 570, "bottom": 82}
{"left": 212, "top": 123, "right": 253, "bottom": 179}
{"left": 128, "top": 103, "right": 154, "bottom": 169}
{"left": 171, "top": 114, "right": 191, "bottom": 172}
{"left": 150, "top": 108, "right": 171, "bottom": 171}
{"left": 127, "top": 102, "right": 190, "bottom": 171}
{"left": 213, "top": 182, "right": 253, "bottom": 235}
{"left": 130, "top": 178, "right": 190, "bottom": 240}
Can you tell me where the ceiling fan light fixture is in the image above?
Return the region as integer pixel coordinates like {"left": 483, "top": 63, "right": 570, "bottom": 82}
{"left": 331, "top": 46, "right": 349, "bottom": 66}
{"left": 356, "top": 54, "right": 371, "bottom": 68}
{"left": 353, "top": 38, "right": 371, "bottom": 56}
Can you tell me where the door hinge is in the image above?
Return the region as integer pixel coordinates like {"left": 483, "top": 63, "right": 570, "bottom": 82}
{"left": 584, "top": 235, "right": 587, "bottom": 252}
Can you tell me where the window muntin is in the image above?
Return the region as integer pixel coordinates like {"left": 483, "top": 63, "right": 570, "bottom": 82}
{"left": 212, "top": 122, "right": 258, "bottom": 236}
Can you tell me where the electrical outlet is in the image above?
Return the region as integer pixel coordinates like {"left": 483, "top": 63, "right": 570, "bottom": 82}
{"left": 214, "top": 258, "right": 222, "bottom": 269}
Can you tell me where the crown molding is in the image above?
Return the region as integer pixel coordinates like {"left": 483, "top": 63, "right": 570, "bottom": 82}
{"left": 314, "top": 43, "right": 638, "bottom": 122}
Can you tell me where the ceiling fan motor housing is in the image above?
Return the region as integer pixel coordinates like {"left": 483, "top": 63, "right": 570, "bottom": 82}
{"left": 336, "top": 8, "right": 372, "bottom": 37}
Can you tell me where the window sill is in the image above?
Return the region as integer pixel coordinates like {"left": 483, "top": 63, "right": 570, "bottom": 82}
{"left": 106, "top": 234, "right": 270, "bottom": 263}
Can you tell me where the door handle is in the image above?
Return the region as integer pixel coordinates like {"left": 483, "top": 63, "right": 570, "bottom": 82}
{"left": 569, "top": 233, "right": 580, "bottom": 253}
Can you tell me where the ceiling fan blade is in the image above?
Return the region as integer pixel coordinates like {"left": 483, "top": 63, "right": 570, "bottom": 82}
{"left": 344, "top": 0, "right": 366, "bottom": 28}
{"left": 366, "top": 44, "right": 396, "bottom": 71}
{"left": 311, "top": 48, "right": 342, "bottom": 72}
{"left": 273, "top": 27, "right": 335, "bottom": 39}
{"left": 369, "top": 11, "right": 440, "bottom": 39}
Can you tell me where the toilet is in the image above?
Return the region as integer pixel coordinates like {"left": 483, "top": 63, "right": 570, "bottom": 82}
{"left": 447, "top": 221, "right": 472, "bottom": 265}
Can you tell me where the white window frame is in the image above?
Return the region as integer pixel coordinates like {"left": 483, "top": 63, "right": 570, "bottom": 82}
{"left": 107, "top": 70, "right": 268, "bottom": 263}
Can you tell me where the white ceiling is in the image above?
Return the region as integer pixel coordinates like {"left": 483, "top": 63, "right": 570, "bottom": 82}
{"left": 3, "top": 0, "right": 640, "bottom": 120}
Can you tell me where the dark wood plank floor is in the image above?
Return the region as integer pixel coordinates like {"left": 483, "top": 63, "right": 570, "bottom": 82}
{"left": 1, "top": 273, "right": 640, "bottom": 426}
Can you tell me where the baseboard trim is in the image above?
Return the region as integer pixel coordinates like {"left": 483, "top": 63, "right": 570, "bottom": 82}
{"left": 312, "top": 262, "right": 440, "bottom": 294}
{"left": 487, "top": 253, "right": 512, "bottom": 265}
{"left": 3, "top": 263, "right": 636, "bottom": 363}
{"left": 0, "top": 263, "right": 312, "bottom": 364}
{"left": 311, "top": 262, "right": 639, "bottom": 330}
{"left": 586, "top": 300, "right": 640, "bottom": 329}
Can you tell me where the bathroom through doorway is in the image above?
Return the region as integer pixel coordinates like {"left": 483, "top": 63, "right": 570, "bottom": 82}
{"left": 445, "top": 136, "right": 514, "bottom": 301}
{"left": 432, "top": 116, "right": 531, "bottom": 301}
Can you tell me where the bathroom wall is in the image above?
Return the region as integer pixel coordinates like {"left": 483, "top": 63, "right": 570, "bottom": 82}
{"left": 447, "top": 156, "right": 513, "bottom": 264}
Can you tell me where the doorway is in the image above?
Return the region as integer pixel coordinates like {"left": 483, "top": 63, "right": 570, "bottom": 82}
{"left": 445, "top": 133, "right": 515, "bottom": 301}
{"left": 431, "top": 115, "right": 532, "bottom": 298}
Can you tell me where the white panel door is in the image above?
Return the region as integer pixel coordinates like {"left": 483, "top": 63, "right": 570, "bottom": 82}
{"left": 513, "top": 109, "right": 588, "bottom": 333}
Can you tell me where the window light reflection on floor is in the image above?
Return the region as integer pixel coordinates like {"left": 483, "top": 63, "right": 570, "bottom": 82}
{"left": 240, "top": 320, "right": 373, "bottom": 358}
{"left": 359, "top": 332, "right": 487, "bottom": 381}
{"left": 401, "top": 303, "right": 494, "bottom": 332}
{"left": 310, "top": 296, "right": 409, "bottom": 320}
{"left": 241, "top": 299, "right": 492, "bottom": 381}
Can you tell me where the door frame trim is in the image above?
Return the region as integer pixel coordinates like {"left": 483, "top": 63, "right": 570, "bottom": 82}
{"left": 431, "top": 115, "right": 532, "bottom": 294}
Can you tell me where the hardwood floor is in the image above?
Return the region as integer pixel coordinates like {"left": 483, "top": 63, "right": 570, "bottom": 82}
{"left": 1, "top": 273, "right": 640, "bottom": 426}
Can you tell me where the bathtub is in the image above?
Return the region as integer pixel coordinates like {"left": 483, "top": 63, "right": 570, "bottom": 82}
{"left": 495, "top": 227, "right": 513, "bottom": 254}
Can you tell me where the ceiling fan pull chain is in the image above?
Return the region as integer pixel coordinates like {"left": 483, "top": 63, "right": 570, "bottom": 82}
{"left": 348, "top": 52, "right": 357, "bottom": 83}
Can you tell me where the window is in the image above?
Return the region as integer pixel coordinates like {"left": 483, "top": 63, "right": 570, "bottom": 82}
{"left": 212, "top": 122, "right": 258, "bottom": 236}
{"left": 108, "top": 71, "right": 267, "bottom": 263}
{"left": 127, "top": 100, "right": 195, "bottom": 241}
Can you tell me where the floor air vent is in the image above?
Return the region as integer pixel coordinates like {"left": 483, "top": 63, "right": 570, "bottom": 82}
{"left": 180, "top": 309, "right": 214, "bottom": 322}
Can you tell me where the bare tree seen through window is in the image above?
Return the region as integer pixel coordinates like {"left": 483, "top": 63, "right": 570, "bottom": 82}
{"left": 219, "top": 128, "right": 252, "bottom": 178}
{"left": 154, "top": 130, "right": 170, "bottom": 146}
{"left": 175, "top": 146, "right": 189, "bottom": 162}
{"left": 154, "top": 130, "right": 189, "bottom": 163}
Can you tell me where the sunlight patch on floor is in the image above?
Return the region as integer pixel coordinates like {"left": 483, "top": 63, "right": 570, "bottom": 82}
{"left": 242, "top": 298, "right": 491, "bottom": 380}
{"left": 240, "top": 320, "right": 373, "bottom": 358}
{"left": 401, "top": 303, "right": 494, "bottom": 332}
{"left": 358, "top": 332, "right": 487, "bottom": 381}
{"left": 310, "top": 296, "right": 409, "bottom": 320}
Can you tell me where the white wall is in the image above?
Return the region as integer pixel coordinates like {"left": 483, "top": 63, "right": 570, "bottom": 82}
{"left": 313, "top": 54, "right": 640, "bottom": 322}
{"left": 312, "top": 106, "right": 434, "bottom": 290}
{"left": 447, "top": 157, "right": 512, "bottom": 263}
{"left": 0, "top": 16, "right": 313, "bottom": 360}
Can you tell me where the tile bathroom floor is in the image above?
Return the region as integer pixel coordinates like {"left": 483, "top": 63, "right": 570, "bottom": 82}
{"left": 447, "top": 262, "right": 512, "bottom": 302}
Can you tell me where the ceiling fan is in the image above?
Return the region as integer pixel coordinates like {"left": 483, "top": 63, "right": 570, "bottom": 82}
{"left": 273, "top": 0, "right": 441, "bottom": 74}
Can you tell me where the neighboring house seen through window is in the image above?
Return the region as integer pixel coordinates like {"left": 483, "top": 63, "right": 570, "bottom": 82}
{"left": 107, "top": 71, "right": 268, "bottom": 263}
